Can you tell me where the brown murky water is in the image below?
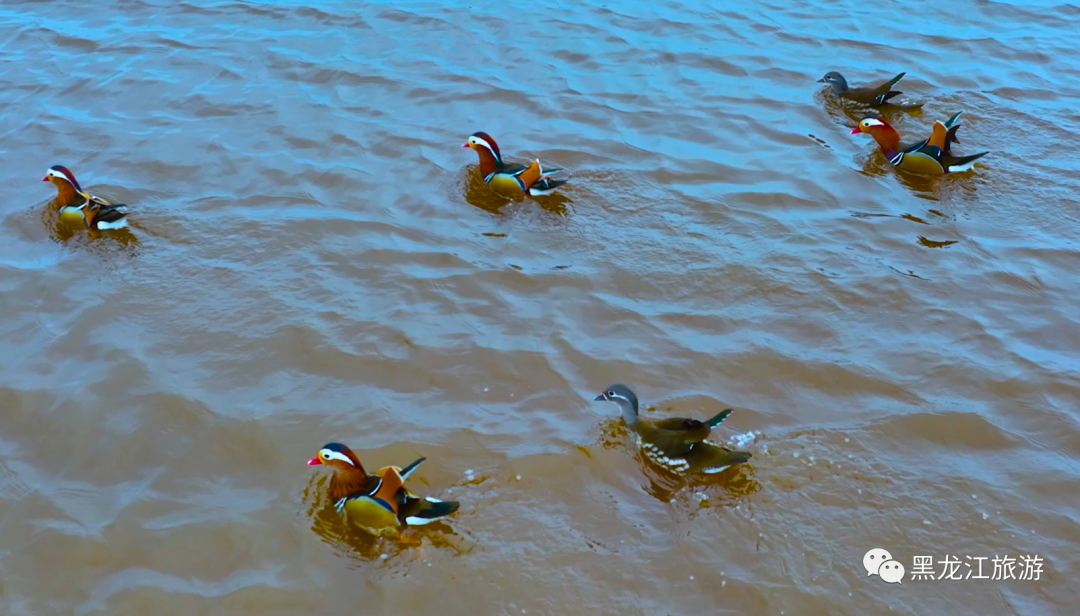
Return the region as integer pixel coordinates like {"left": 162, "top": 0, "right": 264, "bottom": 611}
{"left": 1, "top": 0, "right": 1078, "bottom": 614}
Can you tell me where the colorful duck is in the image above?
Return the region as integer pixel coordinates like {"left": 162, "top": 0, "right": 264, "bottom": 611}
{"left": 594, "top": 384, "right": 752, "bottom": 475}
{"left": 42, "top": 165, "right": 128, "bottom": 230}
{"left": 851, "top": 112, "right": 989, "bottom": 175}
{"left": 307, "top": 443, "right": 459, "bottom": 533}
{"left": 462, "top": 132, "right": 568, "bottom": 198}
{"left": 818, "top": 71, "right": 921, "bottom": 109}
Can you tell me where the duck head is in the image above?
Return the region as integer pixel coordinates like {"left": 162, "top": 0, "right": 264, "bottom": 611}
{"left": 817, "top": 71, "right": 849, "bottom": 93}
{"left": 43, "top": 165, "right": 82, "bottom": 191}
{"left": 594, "top": 383, "right": 640, "bottom": 428}
{"left": 43, "top": 165, "right": 85, "bottom": 207}
{"left": 308, "top": 442, "right": 367, "bottom": 473}
{"left": 308, "top": 442, "right": 372, "bottom": 500}
{"left": 462, "top": 132, "right": 503, "bottom": 175}
{"left": 850, "top": 116, "right": 901, "bottom": 153}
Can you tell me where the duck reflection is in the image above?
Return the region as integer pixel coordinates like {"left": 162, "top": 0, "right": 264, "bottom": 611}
{"left": 462, "top": 165, "right": 573, "bottom": 217}
{"left": 598, "top": 419, "right": 760, "bottom": 503}
{"left": 641, "top": 459, "right": 760, "bottom": 505}
{"left": 303, "top": 473, "right": 463, "bottom": 563}
{"left": 41, "top": 202, "right": 141, "bottom": 247}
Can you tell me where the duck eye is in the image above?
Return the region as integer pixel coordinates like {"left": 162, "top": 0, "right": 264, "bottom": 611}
{"left": 607, "top": 390, "right": 615, "bottom": 396}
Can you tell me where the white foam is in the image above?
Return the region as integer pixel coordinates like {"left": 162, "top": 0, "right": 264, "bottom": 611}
{"left": 728, "top": 430, "right": 756, "bottom": 449}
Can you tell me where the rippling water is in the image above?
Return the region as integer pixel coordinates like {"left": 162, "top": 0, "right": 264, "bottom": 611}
{"left": 1, "top": 0, "right": 1078, "bottom": 614}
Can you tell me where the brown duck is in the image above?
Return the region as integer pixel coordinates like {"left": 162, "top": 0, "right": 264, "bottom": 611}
{"left": 818, "top": 71, "right": 921, "bottom": 109}
{"left": 594, "top": 384, "right": 751, "bottom": 475}
{"left": 463, "top": 132, "right": 568, "bottom": 198}
{"left": 851, "top": 112, "right": 989, "bottom": 175}
{"left": 308, "top": 443, "right": 459, "bottom": 533}
{"left": 42, "top": 165, "right": 129, "bottom": 230}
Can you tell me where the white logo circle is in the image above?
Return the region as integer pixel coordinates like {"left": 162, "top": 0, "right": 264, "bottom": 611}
{"left": 879, "top": 560, "right": 906, "bottom": 584}
{"left": 862, "top": 548, "right": 893, "bottom": 576}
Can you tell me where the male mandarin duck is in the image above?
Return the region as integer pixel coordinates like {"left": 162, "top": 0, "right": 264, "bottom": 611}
{"left": 851, "top": 112, "right": 989, "bottom": 175}
{"left": 42, "top": 165, "right": 128, "bottom": 230}
{"left": 462, "top": 132, "right": 568, "bottom": 198}
{"left": 594, "top": 384, "right": 751, "bottom": 475}
{"left": 818, "top": 71, "right": 921, "bottom": 109}
{"left": 307, "top": 442, "right": 459, "bottom": 532}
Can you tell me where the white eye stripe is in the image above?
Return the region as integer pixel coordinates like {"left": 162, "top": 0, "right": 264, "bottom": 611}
{"left": 320, "top": 449, "right": 355, "bottom": 466}
{"left": 862, "top": 119, "right": 885, "bottom": 127}
{"left": 47, "top": 169, "right": 74, "bottom": 184}
{"left": 470, "top": 137, "right": 498, "bottom": 160}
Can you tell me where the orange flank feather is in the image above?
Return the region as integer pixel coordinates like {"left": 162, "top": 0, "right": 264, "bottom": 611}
{"left": 515, "top": 160, "right": 543, "bottom": 192}
{"left": 372, "top": 466, "right": 407, "bottom": 513}
{"left": 927, "top": 121, "right": 948, "bottom": 151}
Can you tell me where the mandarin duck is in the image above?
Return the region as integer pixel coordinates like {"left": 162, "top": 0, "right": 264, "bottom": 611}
{"left": 308, "top": 443, "right": 459, "bottom": 533}
{"left": 851, "top": 112, "right": 989, "bottom": 175}
{"left": 818, "top": 71, "right": 921, "bottom": 109}
{"left": 42, "top": 165, "right": 129, "bottom": 230}
{"left": 594, "top": 384, "right": 751, "bottom": 475}
{"left": 463, "top": 132, "right": 568, "bottom": 198}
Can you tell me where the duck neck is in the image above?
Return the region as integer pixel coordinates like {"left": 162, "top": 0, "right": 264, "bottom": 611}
{"left": 870, "top": 126, "right": 901, "bottom": 157}
{"left": 618, "top": 400, "right": 639, "bottom": 430}
{"left": 52, "top": 180, "right": 81, "bottom": 208}
{"left": 329, "top": 466, "right": 369, "bottom": 500}
{"left": 475, "top": 147, "right": 502, "bottom": 178}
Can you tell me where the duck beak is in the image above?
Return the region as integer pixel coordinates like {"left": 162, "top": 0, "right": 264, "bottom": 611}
{"left": 42, "top": 176, "right": 50, "bottom": 182}
{"left": 817, "top": 77, "right": 827, "bottom": 83}
{"left": 850, "top": 126, "right": 862, "bottom": 134}
{"left": 307, "top": 457, "right": 321, "bottom": 466}
{"left": 593, "top": 393, "right": 607, "bottom": 401}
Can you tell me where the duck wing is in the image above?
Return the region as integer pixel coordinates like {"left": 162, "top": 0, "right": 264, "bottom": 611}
{"left": 845, "top": 72, "right": 907, "bottom": 106}
{"left": 88, "top": 204, "right": 129, "bottom": 230}
{"left": 640, "top": 409, "right": 733, "bottom": 456}
{"left": 680, "top": 442, "right": 752, "bottom": 474}
{"left": 399, "top": 495, "right": 460, "bottom": 526}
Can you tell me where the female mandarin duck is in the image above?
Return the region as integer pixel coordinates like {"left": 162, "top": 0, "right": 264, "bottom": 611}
{"left": 462, "top": 132, "right": 568, "bottom": 198}
{"left": 308, "top": 443, "right": 459, "bottom": 532}
{"left": 42, "top": 165, "right": 129, "bottom": 230}
{"left": 594, "top": 384, "right": 751, "bottom": 475}
{"left": 817, "top": 71, "right": 921, "bottom": 109}
{"left": 851, "top": 112, "right": 989, "bottom": 175}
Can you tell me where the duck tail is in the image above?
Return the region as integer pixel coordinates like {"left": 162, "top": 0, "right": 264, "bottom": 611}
{"left": 528, "top": 177, "right": 568, "bottom": 196}
{"left": 705, "top": 409, "right": 734, "bottom": 428}
{"left": 884, "top": 72, "right": 906, "bottom": 90}
{"left": 870, "top": 72, "right": 907, "bottom": 105}
{"left": 404, "top": 497, "right": 460, "bottom": 525}
{"left": 946, "top": 151, "right": 989, "bottom": 173}
{"left": 93, "top": 204, "right": 129, "bottom": 230}
{"left": 944, "top": 125, "right": 961, "bottom": 152}
{"left": 398, "top": 457, "right": 427, "bottom": 480}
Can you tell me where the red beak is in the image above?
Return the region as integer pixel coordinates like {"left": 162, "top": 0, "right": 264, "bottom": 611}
{"left": 42, "top": 176, "right": 50, "bottom": 182}
{"left": 850, "top": 127, "right": 862, "bottom": 134}
{"left": 307, "top": 457, "right": 321, "bottom": 466}
{"left": 462, "top": 142, "right": 471, "bottom": 148}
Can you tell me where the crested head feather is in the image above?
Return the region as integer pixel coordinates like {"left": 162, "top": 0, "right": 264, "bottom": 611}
{"left": 48, "top": 165, "right": 82, "bottom": 191}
